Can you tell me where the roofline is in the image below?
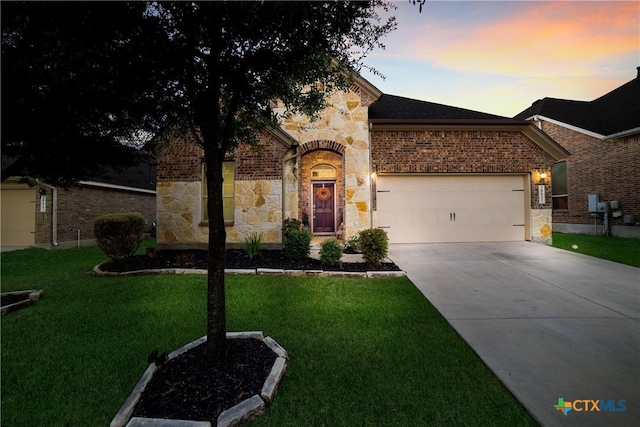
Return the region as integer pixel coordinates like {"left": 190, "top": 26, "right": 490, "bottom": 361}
{"left": 602, "top": 126, "right": 640, "bottom": 141}
{"left": 78, "top": 181, "right": 156, "bottom": 194}
{"left": 267, "top": 126, "right": 299, "bottom": 148}
{"left": 353, "top": 73, "right": 383, "bottom": 100}
{"left": 369, "top": 121, "right": 569, "bottom": 161}
{"left": 527, "top": 114, "right": 605, "bottom": 139}
{"left": 369, "top": 118, "right": 530, "bottom": 128}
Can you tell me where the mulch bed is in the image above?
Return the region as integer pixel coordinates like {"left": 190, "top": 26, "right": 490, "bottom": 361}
{"left": 132, "top": 338, "right": 276, "bottom": 424}
{"left": 1, "top": 293, "right": 31, "bottom": 307}
{"left": 101, "top": 248, "right": 401, "bottom": 273}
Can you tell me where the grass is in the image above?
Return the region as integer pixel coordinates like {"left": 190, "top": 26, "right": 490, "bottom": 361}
{"left": 1, "top": 242, "right": 536, "bottom": 426}
{"left": 553, "top": 232, "right": 640, "bottom": 268}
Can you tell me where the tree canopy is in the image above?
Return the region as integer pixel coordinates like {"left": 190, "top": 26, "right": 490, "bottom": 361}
{"left": 2, "top": 1, "right": 396, "bottom": 364}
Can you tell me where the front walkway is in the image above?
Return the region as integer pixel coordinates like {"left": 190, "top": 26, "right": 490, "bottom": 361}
{"left": 389, "top": 242, "right": 639, "bottom": 427}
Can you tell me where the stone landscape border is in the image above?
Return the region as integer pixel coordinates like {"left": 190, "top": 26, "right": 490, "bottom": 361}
{"left": 0, "top": 290, "right": 43, "bottom": 316}
{"left": 93, "top": 264, "right": 406, "bottom": 279}
{"left": 111, "top": 332, "right": 289, "bottom": 427}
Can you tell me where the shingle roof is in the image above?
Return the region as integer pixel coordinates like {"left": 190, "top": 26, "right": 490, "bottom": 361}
{"left": 514, "top": 71, "right": 640, "bottom": 136}
{"left": 369, "top": 94, "right": 520, "bottom": 123}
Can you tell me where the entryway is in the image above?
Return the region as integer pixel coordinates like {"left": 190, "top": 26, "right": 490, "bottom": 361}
{"left": 312, "top": 182, "right": 335, "bottom": 234}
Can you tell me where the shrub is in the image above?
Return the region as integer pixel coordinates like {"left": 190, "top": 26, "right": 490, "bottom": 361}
{"left": 243, "top": 232, "right": 262, "bottom": 258}
{"left": 358, "top": 228, "right": 389, "bottom": 266}
{"left": 284, "top": 230, "right": 312, "bottom": 260}
{"left": 342, "top": 234, "right": 360, "bottom": 254}
{"left": 282, "top": 217, "right": 302, "bottom": 240}
{"left": 94, "top": 212, "right": 145, "bottom": 260}
{"left": 319, "top": 238, "right": 343, "bottom": 266}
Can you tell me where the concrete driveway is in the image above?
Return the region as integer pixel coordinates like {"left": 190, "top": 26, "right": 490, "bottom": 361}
{"left": 389, "top": 242, "right": 639, "bottom": 427}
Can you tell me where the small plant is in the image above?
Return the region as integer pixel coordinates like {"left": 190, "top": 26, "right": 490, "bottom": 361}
{"left": 175, "top": 253, "right": 197, "bottom": 267}
{"left": 319, "top": 238, "right": 343, "bottom": 266}
{"left": 282, "top": 217, "right": 302, "bottom": 240}
{"left": 343, "top": 234, "right": 360, "bottom": 254}
{"left": 243, "top": 232, "right": 262, "bottom": 258}
{"left": 283, "top": 230, "right": 312, "bottom": 260}
{"left": 358, "top": 228, "right": 389, "bottom": 266}
{"left": 94, "top": 212, "right": 145, "bottom": 260}
{"left": 301, "top": 211, "right": 309, "bottom": 227}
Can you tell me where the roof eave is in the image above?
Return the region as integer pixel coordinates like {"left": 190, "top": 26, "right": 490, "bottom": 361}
{"left": 369, "top": 118, "right": 530, "bottom": 130}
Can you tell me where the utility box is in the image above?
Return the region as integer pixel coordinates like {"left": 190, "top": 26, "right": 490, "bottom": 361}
{"left": 597, "top": 201, "right": 609, "bottom": 213}
{"left": 588, "top": 194, "right": 599, "bottom": 212}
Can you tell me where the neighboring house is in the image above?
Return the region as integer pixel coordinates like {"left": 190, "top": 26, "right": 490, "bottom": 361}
{"left": 1, "top": 159, "right": 157, "bottom": 250}
{"left": 157, "top": 74, "right": 568, "bottom": 248}
{"left": 515, "top": 67, "right": 640, "bottom": 238}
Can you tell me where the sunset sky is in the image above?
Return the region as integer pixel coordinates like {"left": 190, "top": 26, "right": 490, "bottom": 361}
{"left": 359, "top": 0, "right": 639, "bottom": 117}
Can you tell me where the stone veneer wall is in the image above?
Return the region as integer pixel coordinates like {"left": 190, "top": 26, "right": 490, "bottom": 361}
{"left": 157, "top": 134, "right": 295, "bottom": 247}
{"left": 276, "top": 86, "right": 374, "bottom": 239}
{"left": 370, "top": 129, "right": 558, "bottom": 244}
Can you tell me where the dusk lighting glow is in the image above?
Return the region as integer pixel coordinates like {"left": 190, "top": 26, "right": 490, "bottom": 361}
{"left": 360, "top": 0, "right": 639, "bottom": 117}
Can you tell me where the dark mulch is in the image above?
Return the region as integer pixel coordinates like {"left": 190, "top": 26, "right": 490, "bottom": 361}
{"left": 132, "top": 338, "right": 276, "bottom": 423}
{"left": 0, "top": 293, "right": 31, "bottom": 307}
{"left": 101, "top": 248, "right": 401, "bottom": 273}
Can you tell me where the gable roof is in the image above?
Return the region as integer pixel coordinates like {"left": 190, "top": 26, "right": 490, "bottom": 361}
{"left": 369, "top": 94, "right": 522, "bottom": 124}
{"left": 514, "top": 68, "right": 640, "bottom": 139}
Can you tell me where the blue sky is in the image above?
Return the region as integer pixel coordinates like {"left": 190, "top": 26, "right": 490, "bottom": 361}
{"left": 359, "top": 0, "right": 639, "bottom": 117}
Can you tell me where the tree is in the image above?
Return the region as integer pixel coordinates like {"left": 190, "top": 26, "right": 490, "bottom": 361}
{"left": 2, "top": 1, "right": 396, "bottom": 365}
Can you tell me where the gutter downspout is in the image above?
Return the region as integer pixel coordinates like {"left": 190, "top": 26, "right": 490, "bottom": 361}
{"left": 39, "top": 182, "right": 59, "bottom": 247}
{"left": 281, "top": 146, "right": 299, "bottom": 240}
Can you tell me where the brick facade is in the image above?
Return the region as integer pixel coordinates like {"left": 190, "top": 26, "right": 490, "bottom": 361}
{"left": 35, "top": 184, "right": 156, "bottom": 249}
{"left": 539, "top": 121, "right": 640, "bottom": 227}
{"left": 370, "top": 129, "right": 557, "bottom": 209}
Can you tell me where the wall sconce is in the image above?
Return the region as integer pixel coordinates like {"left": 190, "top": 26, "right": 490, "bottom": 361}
{"left": 539, "top": 172, "right": 547, "bottom": 184}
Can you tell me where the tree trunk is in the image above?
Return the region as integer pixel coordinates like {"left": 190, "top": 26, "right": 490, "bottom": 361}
{"left": 203, "top": 142, "right": 227, "bottom": 365}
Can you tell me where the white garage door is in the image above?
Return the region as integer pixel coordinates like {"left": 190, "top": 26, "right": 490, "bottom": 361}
{"left": 376, "top": 175, "right": 526, "bottom": 243}
{"left": 1, "top": 184, "right": 36, "bottom": 247}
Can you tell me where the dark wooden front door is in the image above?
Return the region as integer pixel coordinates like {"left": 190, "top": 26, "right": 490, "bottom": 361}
{"left": 313, "top": 182, "right": 335, "bottom": 233}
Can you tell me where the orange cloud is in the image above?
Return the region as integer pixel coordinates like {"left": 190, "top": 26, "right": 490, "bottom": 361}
{"left": 408, "top": 1, "right": 639, "bottom": 78}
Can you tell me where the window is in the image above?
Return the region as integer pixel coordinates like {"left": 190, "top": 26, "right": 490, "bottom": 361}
{"left": 202, "top": 161, "right": 235, "bottom": 224}
{"left": 551, "top": 161, "right": 568, "bottom": 210}
{"left": 311, "top": 164, "right": 337, "bottom": 179}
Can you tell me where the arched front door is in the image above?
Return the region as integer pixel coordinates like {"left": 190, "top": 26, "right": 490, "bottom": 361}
{"left": 312, "top": 182, "right": 335, "bottom": 233}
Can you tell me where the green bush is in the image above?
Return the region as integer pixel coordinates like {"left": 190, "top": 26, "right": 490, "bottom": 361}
{"left": 243, "top": 232, "right": 262, "bottom": 258}
{"left": 94, "top": 212, "right": 145, "bottom": 260}
{"left": 284, "top": 230, "right": 312, "bottom": 260}
{"left": 343, "top": 234, "right": 360, "bottom": 254}
{"left": 282, "top": 217, "right": 302, "bottom": 240}
{"left": 358, "top": 228, "right": 389, "bottom": 266}
{"left": 319, "top": 238, "right": 343, "bottom": 266}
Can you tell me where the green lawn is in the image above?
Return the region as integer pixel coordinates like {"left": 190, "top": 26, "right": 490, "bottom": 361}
{"left": 553, "top": 232, "right": 640, "bottom": 268}
{"left": 1, "top": 243, "right": 536, "bottom": 426}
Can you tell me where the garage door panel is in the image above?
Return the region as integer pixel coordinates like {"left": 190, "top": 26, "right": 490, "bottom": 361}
{"left": 376, "top": 175, "right": 526, "bottom": 243}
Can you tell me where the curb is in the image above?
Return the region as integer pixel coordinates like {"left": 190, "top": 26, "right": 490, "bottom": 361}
{"left": 112, "top": 332, "right": 289, "bottom": 427}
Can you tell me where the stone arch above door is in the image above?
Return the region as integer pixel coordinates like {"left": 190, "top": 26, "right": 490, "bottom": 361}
{"left": 299, "top": 140, "right": 346, "bottom": 155}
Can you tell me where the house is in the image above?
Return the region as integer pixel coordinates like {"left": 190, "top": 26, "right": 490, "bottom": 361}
{"left": 515, "top": 67, "right": 640, "bottom": 238}
{"left": 1, "top": 159, "right": 157, "bottom": 250}
{"left": 156, "top": 73, "right": 569, "bottom": 248}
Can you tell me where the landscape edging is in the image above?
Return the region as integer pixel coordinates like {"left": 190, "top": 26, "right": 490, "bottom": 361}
{"left": 112, "top": 332, "right": 289, "bottom": 427}
{"left": 93, "top": 263, "right": 405, "bottom": 278}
